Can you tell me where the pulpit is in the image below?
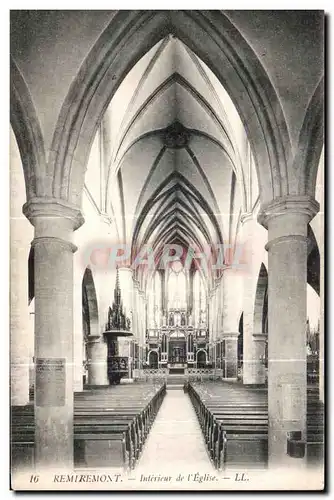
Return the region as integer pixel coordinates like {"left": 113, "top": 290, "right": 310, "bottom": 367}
{"left": 103, "top": 268, "right": 133, "bottom": 384}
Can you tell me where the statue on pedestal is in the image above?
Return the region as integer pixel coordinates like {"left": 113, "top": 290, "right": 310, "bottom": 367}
{"left": 169, "top": 312, "right": 174, "bottom": 326}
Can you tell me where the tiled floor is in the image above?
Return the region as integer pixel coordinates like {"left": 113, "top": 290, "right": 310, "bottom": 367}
{"left": 136, "top": 389, "right": 214, "bottom": 473}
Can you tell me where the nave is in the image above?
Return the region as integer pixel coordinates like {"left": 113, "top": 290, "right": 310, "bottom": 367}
{"left": 137, "top": 389, "right": 213, "bottom": 471}
{"left": 12, "top": 379, "right": 324, "bottom": 477}
{"left": 10, "top": 10, "right": 324, "bottom": 489}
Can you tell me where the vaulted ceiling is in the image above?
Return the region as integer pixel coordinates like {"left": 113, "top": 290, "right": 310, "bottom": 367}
{"left": 88, "top": 35, "right": 258, "bottom": 281}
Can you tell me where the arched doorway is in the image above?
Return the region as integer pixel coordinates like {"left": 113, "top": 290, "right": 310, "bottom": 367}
{"left": 148, "top": 350, "right": 159, "bottom": 369}
{"left": 253, "top": 264, "right": 268, "bottom": 335}
{"left": 197, "top": 349, "right": 207, "bottom": 369}
{"left": 82, "top": 268, "right": 99, "bottom": 385}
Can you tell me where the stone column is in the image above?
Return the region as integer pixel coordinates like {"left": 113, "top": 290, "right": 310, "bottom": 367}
{"left": 221, "top": 267, "right": 241, "bottom": 380}
{"left": 11, "top": 226, "right": 32, "bottom": 405}
{"left": 10, "top": 143, "right": 34, "bottom": 405}
{"left": 140, "top": 292, "right": 147, "bottom": 346}
{"left": 215, "top": 280, "right": 223, "bottom": 370}
{"left": 319, "top": 243, "right": 324, "bottom": 403}
{"left": 118, "top": 267, "right": 133, "bottom": 318}
{"left": 241, "top": 213, "right": 266, "bottom": 385}
{"left": 86, "top": 337, "right": 108, "bottom": 385}
{"left": 117, "top": 267, "right": 133, "bottom": 376}
{"left": 222, "top": 332, "right": 238, "bottom": 379}
{"left": 211, "top": 288, "right": 217, "bottom": 342}
{"left": 317, "top": 160, "right": 324, "bottom": 404}
{"left": 132, "top": 280, "right": 140, "bottom": 339}
{"left": 216, "top": 279, "right": 223, "bottom": 339}
{"left": 259, "top": 195, "right": 319, "bottom": 467}
{"left": 250, "top": 333, "right": 267, "bottom": 385}
{"left": 73, "top": 257, "right": 84, "bottom": 392}
{"left": 23, "top": 198, "right": 84, "bottom": 470}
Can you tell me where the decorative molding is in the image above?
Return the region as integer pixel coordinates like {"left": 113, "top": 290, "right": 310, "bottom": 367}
{"left": 265, "top": 234, "right": 308, "bottom": 252}
{"left": 163, "top": 121, "right": 191, "bottom": 149}
{"left": 31, "top": 236, "right": 77, "bottom": 254}
{"left": 23, "top": 197, "right": 84, "bottom": 230}
{"left": 252, "top": 333, "right": 268, "bottom": 342}
{"left": 258, "top": 195, "right": 319, "bottom": 229}
{"left": 100, "top": 213, "right": 114, "bottom": 226}
{"left": 220, "top": 331, "right": 239, "bottom": 340}
{"left": 86, "top": 334, "right": 103, "bottom": 344}
{"left": 240, "top": 212, "right": 254, "bottom": 225}
{"left": 83, "top": 184, "right": 101, "bottom": 215}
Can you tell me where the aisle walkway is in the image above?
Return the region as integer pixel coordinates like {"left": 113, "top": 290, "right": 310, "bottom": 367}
{"left": 136, "top": 389, "right": 214, "bottom": 473}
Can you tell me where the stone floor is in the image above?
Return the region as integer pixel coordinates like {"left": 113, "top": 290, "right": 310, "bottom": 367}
{"left": 136, "top": 389, "right": 214, "bottom": 473}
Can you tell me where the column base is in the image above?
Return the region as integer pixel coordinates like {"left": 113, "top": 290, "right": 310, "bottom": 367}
{"left": 11, "top": 358, "right": 30, "bottom": 406}
{"left": 243, "top": 334, "right": 267, "bottom": 385}
{"left": 221, "top": 332, "right": 239, "bottom": 380}
{"left": 86, "top": 339, "right": 108, "bottom": 386}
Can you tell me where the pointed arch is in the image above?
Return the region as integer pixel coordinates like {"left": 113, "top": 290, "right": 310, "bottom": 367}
{"left": 307, "top": 225, "right": 320, "bottom": 296}
{"left": 294, "top": 78, "right": 325, "bottom": 197}
{"left": 10, "top": 57, "right": 47, "bottom": 200}
{"left": 82, "top": 267, "right": 99, "bottom": 338}
{"left": 294, "top": 77, "right": 324, "bottom": 197}
{"left": 253, "top": 263, "right": 268, "bottom": 334}
{"left": 49, "top": 10, "right": 290, "bottom": 207}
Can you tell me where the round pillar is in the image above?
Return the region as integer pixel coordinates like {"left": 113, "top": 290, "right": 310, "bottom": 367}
{"left": 10, "top": 142, "right": 34, "bottom": 406}
{"left": 259, "top": 195, "right": 319, "bottom": 468}
{"left": 23, "top": 198, "right": 84, "bottom": 470}
{"left": 241, "top": 213, "right": 266, "bottom": 385}
{"left": 221, "top": 332, "right": 239, "bottom": 380}
{"left": 118, "top": 267, "right": 133, "bottom": 320}
{"left": 73, "top": 258, "right": 84, "bottom": 392}
{"left": 86, "top": 338, "right": 108, "bottom": 385}
{"left": 250, "top": 333, "right": 267, "bottom": 385}
{"left": 11, "top": 234, "right": 32, "bottom": 405}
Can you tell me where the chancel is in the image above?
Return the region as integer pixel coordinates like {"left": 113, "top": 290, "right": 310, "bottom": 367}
{"left": 10, "top": 10, "right": 324, "bottom": 489}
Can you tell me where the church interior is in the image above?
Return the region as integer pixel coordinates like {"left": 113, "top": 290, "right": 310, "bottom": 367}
{"left": 10, "top": 10, "right": 324, "bottom": 486}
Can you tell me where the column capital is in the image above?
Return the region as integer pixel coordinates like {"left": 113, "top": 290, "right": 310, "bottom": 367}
{"left": 240, "top": 212, "right": 254, "bottom": 224}
{"left": 132, "top": 278, "right": 140, "bottom": 290}
{"left": 100, "top": 212, "right": 114, "bottom": 227}
{"left": 23, "top": 197, "right": 84, "bottom": 230}
{"left": 221, "top": 331, "right": 239, "bottom": 340}
{"left": 118, "top": 266, "right": 133, "bottom": 273}
{"left": 31, "top": 236, "right": 78, "bottom": 253}
{"left": 253, "top": 333, "right": 268, "bottom": 342}
{"left": 86, "top": 334, "right": 103, "bottom": 345}
{"left": 258, "top": 195, "right": 319, "bottom": 230}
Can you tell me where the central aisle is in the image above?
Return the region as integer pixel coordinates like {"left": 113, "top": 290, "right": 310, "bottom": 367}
{"left": 136, "top": 389, "right": 214, "bottom": 472}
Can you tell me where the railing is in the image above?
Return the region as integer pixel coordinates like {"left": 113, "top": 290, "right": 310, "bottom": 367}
{"left": 135, "top": 368, "right": 169, "bottom": 383}
{"left": 133, "top": 367, "right": 224, "bottom": 382}
{"left": 169, "top": 357, "right": 187, "bottom": 364}
{"left": 185, "top": 368, "right": 223, "bottom": 381}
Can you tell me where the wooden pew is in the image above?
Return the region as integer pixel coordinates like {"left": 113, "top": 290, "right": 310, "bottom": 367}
{"left": 188, "top": 382, "right": 268, "bottom": 469}
{"left": 188, "top": 381, "right": 323, "bottom": 470}
{"left": 11, "top": 382, "right": 166, "bottom": 471}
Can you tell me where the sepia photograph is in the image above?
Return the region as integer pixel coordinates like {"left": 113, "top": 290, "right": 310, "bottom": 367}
{"left": 9, "top": 9, "right": 325, "bottom": 491}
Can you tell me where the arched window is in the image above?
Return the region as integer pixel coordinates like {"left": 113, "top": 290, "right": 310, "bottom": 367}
{"left": 168, "top": 268, "right": 187, "bottom": 309}
{"left": 193, "top": 270, "right": 206, "bottom": 326}
{"left": 147, "top": 271, "right": 162, "bottom": 328}
{"left": 154, "top": 272, "right": 162, "bottom": 326}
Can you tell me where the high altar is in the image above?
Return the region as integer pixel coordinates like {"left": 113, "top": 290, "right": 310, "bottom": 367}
{"left": 102, "top": 265, "right": 210, "bottom": 380}
{"left": 144, "top": 267, "right": 210, "bottom": 374}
